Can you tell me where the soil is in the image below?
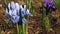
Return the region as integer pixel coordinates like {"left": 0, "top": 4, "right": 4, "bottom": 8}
{"left": 0, "top": 0, "right": 60, "bottom": 34}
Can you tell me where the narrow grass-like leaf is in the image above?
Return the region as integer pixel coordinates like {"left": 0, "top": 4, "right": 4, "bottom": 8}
{"left": 42, "top": 3, "right": 51, "bottom": 31}
{"left": 55, "top": 0, "right": 60, "bottom": 9}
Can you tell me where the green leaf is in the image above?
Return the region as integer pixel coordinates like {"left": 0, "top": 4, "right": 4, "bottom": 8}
{"left": 32, "top": 9, "right": 36, "bottom": 16}
{"left": 56, "top": 0, "right": 60, "bottom": 9}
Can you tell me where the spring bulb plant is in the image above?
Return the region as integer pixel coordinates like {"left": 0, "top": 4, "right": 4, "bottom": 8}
{"left": 41, "top": 0, "right": 57, "bottom": 32}
{"left": 5, "top": 1, "right": 33, "bottom": 24}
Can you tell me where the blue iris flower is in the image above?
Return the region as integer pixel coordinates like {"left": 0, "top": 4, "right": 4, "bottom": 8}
{"left": 21, "top": 12, "right": 33, "bottom": 24}
{"left": 22, "top": 12, "right": 33, "bottom": 24}
{"left": 20, "top": 5, "right": 33, "bottom": 24}
{"left": 21, "top": 10, "right": 33, "bottom": 24}
{"left": 5, "top": 1, "right": 20, "bottom": 24}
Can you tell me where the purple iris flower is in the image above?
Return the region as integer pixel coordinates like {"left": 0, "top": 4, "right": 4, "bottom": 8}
{"left": 45, "top": 0, "right": 55, "bottom": 7}
{"left": 45, "top": 0, "right": 56, "bottom": 11}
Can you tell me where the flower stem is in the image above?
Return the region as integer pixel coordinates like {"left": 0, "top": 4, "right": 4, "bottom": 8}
{"left": 41, "top": 3, "right": 51, "bottom": 31}
{"left": 16, "top": 23, "right": 19, "bottom": 34}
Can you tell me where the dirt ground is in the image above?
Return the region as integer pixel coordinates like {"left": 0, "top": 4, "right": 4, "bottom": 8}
{"left": 0, "top": 0, "right": 60, "bottom": 34}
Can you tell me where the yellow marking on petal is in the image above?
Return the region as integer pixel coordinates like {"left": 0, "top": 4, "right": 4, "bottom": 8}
{"left": 13, "top": 16, "right": 16, "bottom": 19}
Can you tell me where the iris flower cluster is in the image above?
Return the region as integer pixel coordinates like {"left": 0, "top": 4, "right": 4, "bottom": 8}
{"left": 5, "top": 1, "right": 33, "bottom": 24}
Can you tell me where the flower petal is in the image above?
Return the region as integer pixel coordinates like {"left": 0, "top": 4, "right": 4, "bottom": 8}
{"left": 28, "top": 14, "right": 33, "bottom": 16}
{"left": 22, "top": 18, "right": 27, "bottom": 24}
